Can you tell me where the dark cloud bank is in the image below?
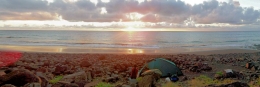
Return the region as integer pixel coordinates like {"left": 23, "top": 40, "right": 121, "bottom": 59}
{"left": 0, "top": 0, "right": 259, "bottom": 24}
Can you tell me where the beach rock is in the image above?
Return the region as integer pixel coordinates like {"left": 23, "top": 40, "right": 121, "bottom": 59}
{"left": 4, "top": 69, "right": 12, "bottom": 74}
{"left": 211, "top": 82, "right": 250, "bottom": 87}
{"left": 246, "top": 62, "right": 253, "bottom": 69}
{"left": 0, "top": 70, "right": 39, "bottom": 87}
{"left": 39, "top": 76, "right": 49, "bottom": 87}
{"left": 189, "top": 66, "right": 200, "bottom": 72}
{"left": 14, "top": 61, "right": 23, "bottom": 66}
{"left": 43, "top": 61, "right": 50, "bottom": 67}
{"left": 66, "top": 83, "right": 79, "bottom": 87}
{"left": 74, "top": 81, "right": 86, "bottom": 87}
{"left": 0, "top": 84, "right": 16, "bottom": 87}
{"left": 200, "top": 63, "right": 212, "bottom": 71}
{"left": 80, "top": 60, "right": 91, "bottom": 67}
{"left": 23, "top": 83, "right": 41, "bottom": 87}
{"left": 51, "top": 83, "right": 63, "bottom": 87}
{"left": 250, "top": 74, "right": 259, "bottom": 80}
{"left": 61, "top": 71, "right": 87, "bottom": 83}
{"left": 103, "top": 74, "right": 119, "bottom": 83}
{"left": 103, "top": 77, "right": 115, "bottom": 83}
{"left": 121, "top": 85, "right": 131, "bottom": 87}
{"left": 98, "top": 56, "right": 106, "bottom": 60}
{"left": 86, "top": 72, "right": 92, "bottom": 81}
{"left": 24, "top": 65, "right": 39, "bottom": 70}
{"left": 138, "top": 73, "right": 160, "bottom": 87}
{"left": 53, "top": 65, "right": 67, "bottom": 75}
{"left": 180, "top": 76, "right": 188, "bottom": 82}
{"left": 214, "top": 73, "right": 223, "bottom": 79}
{"left": 36, "top": 67, "right": 48, "bottom": 73}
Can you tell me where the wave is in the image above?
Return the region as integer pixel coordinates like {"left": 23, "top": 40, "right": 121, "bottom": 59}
{"left": 225, "top": 40, "right": 246, "bottom": 42}
{"left": 4, "top": 36, "right": 26, "bottom": 38}
{"left": 191, "top": 41, "right": 203, "bottom": 43}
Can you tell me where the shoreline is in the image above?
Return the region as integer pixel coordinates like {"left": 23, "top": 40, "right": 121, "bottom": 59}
{"left": 0, "top": 44, "right": 259, "bottom": 55}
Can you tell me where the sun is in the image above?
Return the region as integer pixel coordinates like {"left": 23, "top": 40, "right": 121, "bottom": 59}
{"left": 122, "top": 26, "right": 138, "bottom": 31}
{"left": 123, "top": 27, "right": 137, "bottom": 31}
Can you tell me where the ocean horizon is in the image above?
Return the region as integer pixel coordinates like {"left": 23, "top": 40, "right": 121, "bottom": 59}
{"left": 1, "top": 30, "right": 260, "bottom": 51}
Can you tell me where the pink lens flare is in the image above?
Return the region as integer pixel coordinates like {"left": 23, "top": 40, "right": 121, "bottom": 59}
{"left": 0, "top": 51, "right": 22, "bottom": 67}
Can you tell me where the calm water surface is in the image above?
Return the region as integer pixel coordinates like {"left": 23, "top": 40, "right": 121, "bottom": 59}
{"left": 0, "top": 30, "right": 260, "bottom": 50}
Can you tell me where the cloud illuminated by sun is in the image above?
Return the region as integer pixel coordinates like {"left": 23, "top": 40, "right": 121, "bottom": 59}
{"left": 126, "top": 12, "right": 144, "bottom": 21}
{"left": 124, "top": 27, "right": 137, "bottom": 31}
{"left": 137, "top": 0, "right": 145, "bottom": 3}
{"left": 100, "top": 7, "right": 107, "bottom": 14}
{"left": 101, "top": 0, "right": 110, "bottom": 3}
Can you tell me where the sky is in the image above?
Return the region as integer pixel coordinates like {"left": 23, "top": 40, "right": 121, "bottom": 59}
{"left": 0, "top": 0, "right": 260, "bottom": 30}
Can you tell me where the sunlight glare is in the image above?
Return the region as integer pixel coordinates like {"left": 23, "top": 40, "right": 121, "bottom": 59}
{"left": 124, "top": 27, "right": 137, "bottom": 31}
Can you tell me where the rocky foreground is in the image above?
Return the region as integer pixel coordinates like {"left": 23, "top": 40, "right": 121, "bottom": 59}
{"left": 1, "top": 52, "right": 260, "bottom": 87}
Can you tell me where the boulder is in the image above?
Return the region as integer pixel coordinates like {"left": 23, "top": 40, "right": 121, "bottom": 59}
{"left": 0, "top": 70, "right": 39, "bottom": 87}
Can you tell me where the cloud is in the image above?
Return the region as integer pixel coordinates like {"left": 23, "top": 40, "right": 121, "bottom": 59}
{"left": 0, "top": 0, "right": 48, "bottom": 12}
{"left": 0, "top": 0, "right": 259, "bottom": 25}
{"left": 191, "top": 0, "right": 260, "bottom": 24}
{"left": 0, "top": 12, "right": 57, "bottom": 20}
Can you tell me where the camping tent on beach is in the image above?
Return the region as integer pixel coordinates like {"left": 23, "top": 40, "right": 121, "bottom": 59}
{"left": 138, "top": 58, "right": 183, "bottom": 77}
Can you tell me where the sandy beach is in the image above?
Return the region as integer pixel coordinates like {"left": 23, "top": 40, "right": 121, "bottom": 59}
{"left": 1, "top": 48, "right": 260, "bottom": 87}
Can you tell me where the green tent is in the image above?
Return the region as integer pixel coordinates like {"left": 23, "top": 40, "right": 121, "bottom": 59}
{"left": 139, "top": 58, "right": 183, "bottom": 77}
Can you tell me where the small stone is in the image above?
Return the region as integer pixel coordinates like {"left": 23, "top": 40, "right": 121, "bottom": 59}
{"left": 53, "top": 65, "right": 67, "bottom": 75}
{"left": 180, "top": 76, "right": 188, "bottom": 81}
{"left": 37, "top": 67, "right": 48, "bottom": 73}
{"left": 0, "top": 84, "right": 16, "bottom": 87}
{"left": 80, "top": 60, "right": 91, "bottom": 67}
{"left": 122, "top": 85, "right": 131, "bottom": 87}
{"left": 23, "top": 83, "right": 41, "bottom": 87}
{"left": 251, "top": 66, "right": 257, "bottom": 71}
{"left": 24, "top": 65, "right": 39, "bottom": 70}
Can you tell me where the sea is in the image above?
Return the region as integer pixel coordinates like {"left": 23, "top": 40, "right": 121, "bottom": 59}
{"left": 0, "top": 30, "right": 260, "bottom": 51}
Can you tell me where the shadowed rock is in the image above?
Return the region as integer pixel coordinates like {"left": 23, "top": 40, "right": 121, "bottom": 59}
{"left": 207, "top": 82, "right": 249, "bottom": 87}
{"left": 0, "top": 69, "right": 39, "bottom": 87}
